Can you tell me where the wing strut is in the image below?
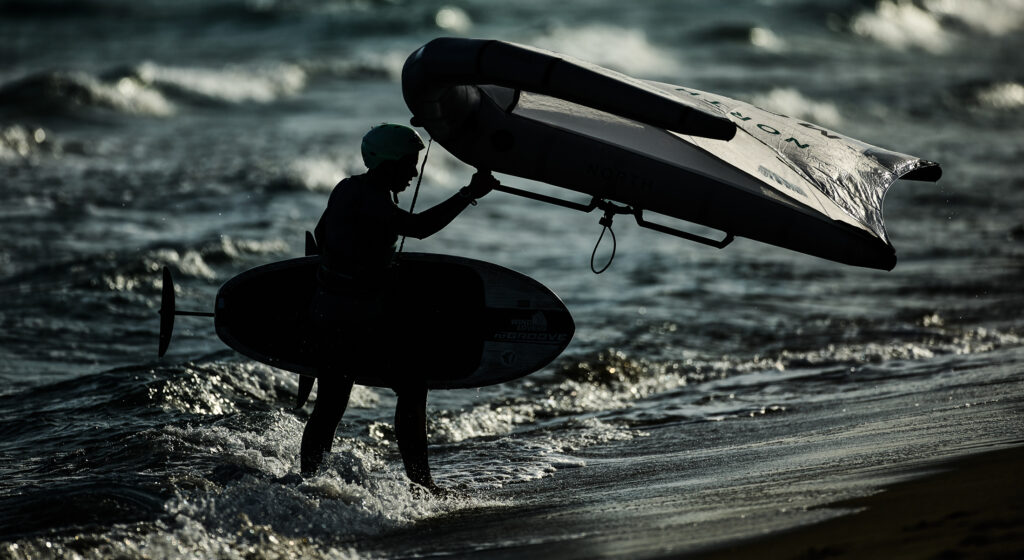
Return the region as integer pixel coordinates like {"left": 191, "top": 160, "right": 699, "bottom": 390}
{"left": 493, "top": 183, "right": 733, "bottom": 273}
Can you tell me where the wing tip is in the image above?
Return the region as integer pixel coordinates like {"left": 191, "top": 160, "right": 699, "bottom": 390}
{"left": 902, "top": 161, "right": 942, "bottom": 182}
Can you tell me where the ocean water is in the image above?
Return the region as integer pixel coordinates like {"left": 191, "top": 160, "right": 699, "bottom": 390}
{"left": 2, "top": 0, "right": 1023, "bottom": 558}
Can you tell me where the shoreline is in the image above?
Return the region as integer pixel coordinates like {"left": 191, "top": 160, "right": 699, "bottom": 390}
{"left": 689, "top": 444, "right": 1024, "bottom": 559}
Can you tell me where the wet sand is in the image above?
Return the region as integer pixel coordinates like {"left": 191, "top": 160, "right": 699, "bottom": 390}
{"left": 692, "top": 445, "right": 1024, "bottom": 560}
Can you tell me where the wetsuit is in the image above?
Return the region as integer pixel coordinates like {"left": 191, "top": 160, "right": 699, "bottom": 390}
{"left": 301, "top": 172, "right": 479, "bottom": 485}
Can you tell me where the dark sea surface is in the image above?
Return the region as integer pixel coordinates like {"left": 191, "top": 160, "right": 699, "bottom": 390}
{"left": 2, "top": 1, "right": 1022, "bottom": 558}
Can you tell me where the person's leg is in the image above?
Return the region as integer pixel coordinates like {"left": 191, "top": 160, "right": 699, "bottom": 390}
{"left": 395, "top": 384, "right": 437, "bottom": 490}
{"left": 300, "top": 375, "right": 354, "bottom": 476}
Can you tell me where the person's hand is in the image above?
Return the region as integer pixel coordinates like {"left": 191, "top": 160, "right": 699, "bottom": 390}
{"left": 466, "top": 170, "right": 498, "bottom": 199}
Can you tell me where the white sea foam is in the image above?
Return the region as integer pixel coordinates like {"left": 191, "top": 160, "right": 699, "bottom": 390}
{"left": 148, "top": 248, "right": 218, "bottom": 280}
{"left": 438, "top": 441, "right": 586, "bottom": 490}
{"left": 851, "top": 0, "right": 954, "bottom": 53}
{"left": 543, "top": 322, "right": 1024, "bottom": 422}
{"left": 435, "top": 5, "right": 472, "bottom": 32}
{"left": 4, "top": 414, "right": 408, "bottom": 559}
{"left": 976, "top": 82, "right": 1024, "bottom": 110}
{"left": 3, "top": 519, "right": 364, "bottom": 560}
{"left": 288, "top": 157, "right": 346, "bottom": 191}
{"left": 204, "top": 235, "right": 291, "bottom": 261}
{"left": 924, "top": 0, "right": 1024, "bottom": 36}
{"left": 145, "top": 407, "right": 503, "bottom": 556}
{"left": 102, "top": 273, "right": 148, "bottom": 292}
{"left": 163, "top": 411, "right": 302, "bottom": 477}
{"left": 104, "top": 238, "right": 283, "bottom": 294}
{"left": 532, "top": 24, "right": 682, "bottom": 77}
{"left": 148, "top": 361, "right": 286, "bottom": 416}
{"left": 325, "top": 50, "right": 409, "bottom": 81}
{"left": 148, "top": 396, "right": 503, "bottom": 537}
{"left": 287, "top": 155, "right": 358, "bottom": 192}
{"left": 149, "top": 371, "right": 238, "bottom": 415}
{"left": 435, "top": 416, "right": 643, "bottom": 490}
{"left": 431, "top": 402, "right": 536, "bottom": 443}
{"left": 561, "top": 416, "right": 648, "bottom": 449}
{"left": 750, "top": 26, "right": 786, "bottom": 51}
{"left": 166, "top": 470, "right": 479, "bottom": 543}
{"left": 418, "top": 149, "right": 469, "bottom": 190}
{"left": 749, "top": 87, "right": 843, "bottom": 127}
{"left": 283, "top": 148, "right": 467, "bottom": 193}
{"left": 0, "top": 125, "right": 51, "bottom": 161}
{"left": 849, "top": 0, "right": 1024, "bottom": 52}
{"left": 134, "top": 237, "right": 289, "bottom": 291}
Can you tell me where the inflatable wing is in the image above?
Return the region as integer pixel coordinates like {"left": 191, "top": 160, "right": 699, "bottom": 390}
{"left": 402, "top": 38, "right": 942, "bottom": 270}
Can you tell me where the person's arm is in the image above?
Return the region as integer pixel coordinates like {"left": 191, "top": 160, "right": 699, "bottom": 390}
{"left": 394, "top": 171, "right": 497, "bottom": 239}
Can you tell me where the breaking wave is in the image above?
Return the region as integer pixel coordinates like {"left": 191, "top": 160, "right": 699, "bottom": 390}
{"left": 0, "top": 70, "right": 175, "bottom": 117}
{"left": 95, "top": 236, "right": 293, "bottom": 294}
{"left": 0, "top": 61, "right": 308, "bottom": 118}
{"left": 850, "top": 0, "right": 953, "bottom": 52}
{"left": 2, "top": 391, "right": 498, "bottom": 560}
{"left": 923, "top": 0, "right": 1024, "bottom": 36}
{"left": 850, "top": 0, "right": 1024, "bottom": 52}
{"left": 132, "top": 61, "right": 307, "bottom": 105}
{"left": 550, "top": 319, "right": 1021, "bottom": 407}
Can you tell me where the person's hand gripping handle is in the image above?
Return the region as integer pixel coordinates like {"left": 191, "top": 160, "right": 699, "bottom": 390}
{"left": 462, "top": 169, "right": 498, "bottom": 202}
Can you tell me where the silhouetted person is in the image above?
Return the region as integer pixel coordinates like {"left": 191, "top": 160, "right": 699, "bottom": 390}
{"left": 301, "top": 123, "right": 495, "bottom": 494}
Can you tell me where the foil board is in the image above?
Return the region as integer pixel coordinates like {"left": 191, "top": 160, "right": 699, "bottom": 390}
{"left": 213, "top": 253, "right": 574, "bottom": 389}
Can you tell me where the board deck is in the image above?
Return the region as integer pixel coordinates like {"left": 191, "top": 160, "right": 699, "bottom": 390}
{"left": 214, "top": 253, "right": 574, "bottom": 389}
